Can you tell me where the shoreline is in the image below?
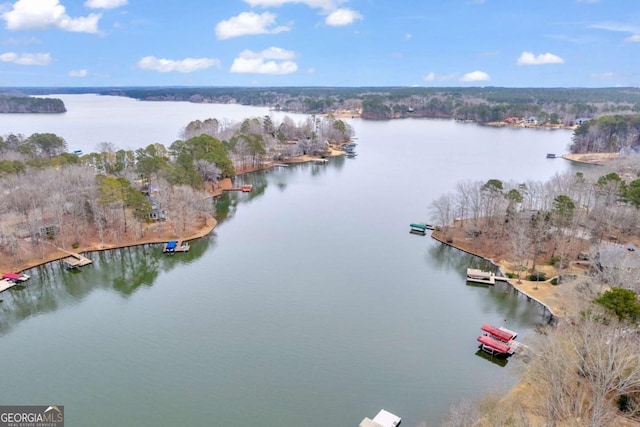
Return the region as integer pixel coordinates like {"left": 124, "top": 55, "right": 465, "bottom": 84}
{"left": 2, "top": 151, "right": 345, "bottom": 275}
{"left": 431, "top": 229, "right": 559, "bottom": 319}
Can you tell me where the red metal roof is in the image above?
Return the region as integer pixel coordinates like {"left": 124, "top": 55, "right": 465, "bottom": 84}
{"left": 477, "top": 335, "right": 512, "bottom": 354}
{"left": 481, "top": 324, "right": 516, "bottom": 342}
{"left": 2, "top": 273, "right": 20, "bottom": 280}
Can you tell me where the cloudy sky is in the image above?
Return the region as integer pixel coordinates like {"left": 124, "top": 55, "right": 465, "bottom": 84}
{"left": 0, "top": 0, "right": 637, "bottom": 87}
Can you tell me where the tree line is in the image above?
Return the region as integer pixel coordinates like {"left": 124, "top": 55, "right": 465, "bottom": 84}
{"left": 0, "top": 113, "right": 354, "bottom": 267}
{"left": 0, "top": 94, "right": 65, "bottom": 113}
{"left": 570, "top": 114, "right": 640, "bottom": 154}
{"left": 17, "top": 86, "right": 640, "bottom": 124}
{"left": 430, "top": 159, "right": 640, "bottom": 425}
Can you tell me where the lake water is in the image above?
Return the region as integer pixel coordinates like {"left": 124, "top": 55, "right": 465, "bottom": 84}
{"left": 0, "top": 95, "right": 578, "bottom": 426}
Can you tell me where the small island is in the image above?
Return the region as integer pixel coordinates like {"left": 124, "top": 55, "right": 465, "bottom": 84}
{"left": 0, "top": 94, "right": 66, "bottom": 113}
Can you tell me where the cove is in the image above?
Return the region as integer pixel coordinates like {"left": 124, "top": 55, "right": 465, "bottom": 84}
{"left": 0, "top": 95, "right": 580, "bottom": 426}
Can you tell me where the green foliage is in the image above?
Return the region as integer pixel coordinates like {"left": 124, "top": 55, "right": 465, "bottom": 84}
{"left": 551, "top": 278, "right": 558, "bottom": 285}
{"left": 505, "top": 188, "right": 523, "bottom": 204}
{"left": 549, "top": 255, "right": 561, "bottom": 265}
{"left": 0, "top": 159, "right": 26, "bottom": 176}
{"left": 183, "top": 134, "right": 235, "bottom": 177}
{"left": 594, "top": 287, "right": 640, "bottom": 322}
{"left": 527, "top": 272, "right": 547, "bottom": 281}
{"left": 482, "top": 179, "right": 504, "bottom": 193}
{"left": 72, "top": 242, "right": 80, "bottom": 249}
{"left": 624, "top": 179, "right": 640, "bottom": 208}
{"left": 135, "top": 144, "right": 169, "bottom": 182}
{"left": 552, "top": 194, "right": 575, "bottom": 225}
{"left": 25, "top": 133, "right": 68, "bottom": 158}
{"left": 597, "top": 172, "right": 622, "bottom": 186}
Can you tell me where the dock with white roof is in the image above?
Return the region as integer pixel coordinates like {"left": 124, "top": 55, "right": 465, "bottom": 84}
{"left": 359, "top": 409, "right": 401, "bottom": 427}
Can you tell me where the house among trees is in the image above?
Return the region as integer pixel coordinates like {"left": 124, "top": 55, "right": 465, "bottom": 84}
{"left": 147, "top": 197, "right": 167, "bottom": 221}
{"left": 526, "top": 116, "right": 538, "bottom": 125}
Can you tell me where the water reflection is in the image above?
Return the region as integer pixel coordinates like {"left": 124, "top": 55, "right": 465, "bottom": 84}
{"left": 0, "top": 237, "right": 215, "bottom": 335}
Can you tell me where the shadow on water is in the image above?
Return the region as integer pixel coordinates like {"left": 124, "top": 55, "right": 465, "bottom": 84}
{"left": 426, "top": 238, "right": 551, "bottom": 329}
{"left": 474, "top": 349, "right": 509, "bottom": 368}
{"left": 0, "top": 236, "right": 215, "bottom": 336}
{"left": 427, "top": 242, "right": 497, "bottom": 280}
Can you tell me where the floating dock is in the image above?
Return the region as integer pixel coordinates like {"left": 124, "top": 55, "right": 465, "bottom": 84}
{"left": 62, "top": 253, "right": 93, "bottom": 270}
{"left": 466, "top": 268, "right": 495, "bottom": 285}
{"left": 163, "top": 240, "right": 190, "bottom": 253}
{"left": 409, "top": 223, "right": 435, "bottom": 234}
{"left": 359, "top": 409, "right": 401, "bottom": 427}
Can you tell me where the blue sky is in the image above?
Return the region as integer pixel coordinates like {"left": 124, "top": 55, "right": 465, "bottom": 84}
{"left": 0, "top": 0, "right": 638, "bottom": 87}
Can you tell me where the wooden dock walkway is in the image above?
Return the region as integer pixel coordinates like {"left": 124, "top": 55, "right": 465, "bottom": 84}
{"left": 62, "top": 253, "right": 93, "bottom": 269}
{"left": 466, "top": 268, "right": 496, "bottom": 285}
{"left": 0, "top": 279, "right": 18, "bottom": 293}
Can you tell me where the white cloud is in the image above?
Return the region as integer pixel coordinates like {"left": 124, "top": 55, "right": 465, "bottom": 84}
{"left": 84, "top": 0, "right": 127, "bottom": 9}
{"left": 68, "top": 69, "right": 88, "bottom": 77}
{"left": 230, "top": 47, "right": 298, "bottom": 75}
{"left": 137, "top": 56, "right": 221, "bottom": 73}
{"left": 460, "top": 70, "right": 490, "bottom": 82}
{"left": 423, "top": 72, "right": 436, "bottom": 82}
{"left": 404, "top": 33, "right": 412, "bottom": 40}
{"left": 516, "top": 51, "right": 564, "bottom": 65}
{"left": 2, "top": 0, "right": 101, "bottom": 33}
{"left": 307, "top": 67, "right": 315, "bottom": 74}
{"left": 244, "top": 0, "right": 342, "bottom": 11}
{"left": 1, "top": 36, "right": 41, "bottom": 46}
{"left": 215, "top": 11, "right": 290, "bottom": 39}
{"left": 422, "top": 72, "right": 457, "bottom": 82}
{"left": 325, "top": 8, "right": 362, "bottom": 26}
{"left": 589, "top": 21, "right": 640, "bottom": 42}
{"left": 0, "top": 51, "right": 50, "bottom": 65}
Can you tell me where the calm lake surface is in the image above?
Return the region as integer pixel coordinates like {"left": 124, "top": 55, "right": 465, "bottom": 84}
{"left": 0, "top": 95, "right": 579, "bottom": 426}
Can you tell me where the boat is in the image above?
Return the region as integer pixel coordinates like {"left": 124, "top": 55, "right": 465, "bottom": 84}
{"left": 546, "top": 153, "right": 557, "bottom": 158}
{"left": 477, "top": 334, "right": 514, "bottom": 356}
{"left": 2, "top": 272, "right": 30, "bottom": 283}
{"left": 359, "top": 409, "right": 401, "bottom": 427}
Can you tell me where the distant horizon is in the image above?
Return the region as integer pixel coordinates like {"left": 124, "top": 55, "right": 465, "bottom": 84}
{"left": 3, "top": 85, "right": 639, "bottom": 90}
{"left": 0, "top": 1, "right": 638, "bottom": 87}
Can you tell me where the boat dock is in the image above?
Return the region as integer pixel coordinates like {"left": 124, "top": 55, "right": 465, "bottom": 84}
{"left": 466, "top": 268, "right": 496, "bottom": 285}
{"left": 225, "top": 184, "right": 253, "bottom": 192}
{"left": 163, "top": 240, "right": 190, "bottom": 253}
{"left": 62, "top": 253, "right": 93, "bottom": 270}
{"left": 0, "top": 279, "right": 19, "bottom": 293}
{"left": 477, "top": 324, "right": 528, "bottom": 358}
{"left": 409, "top": 223, "right": 435, "bottom": 234}
{"left": 359, "top": 409, "right": 401, "bottom": 427}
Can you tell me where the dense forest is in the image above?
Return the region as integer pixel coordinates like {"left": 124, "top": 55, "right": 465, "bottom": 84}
{"left": 0, "top": 94, "right": 65, "bottom": 113}
{"left": 0, "top": 113, "right": 353, "bottom": 268}
{"left": 15, "top": 86, "right": 640, "bottom": 124}
{"left": 570, "top": 114, "right": 640, "bottom": 154}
